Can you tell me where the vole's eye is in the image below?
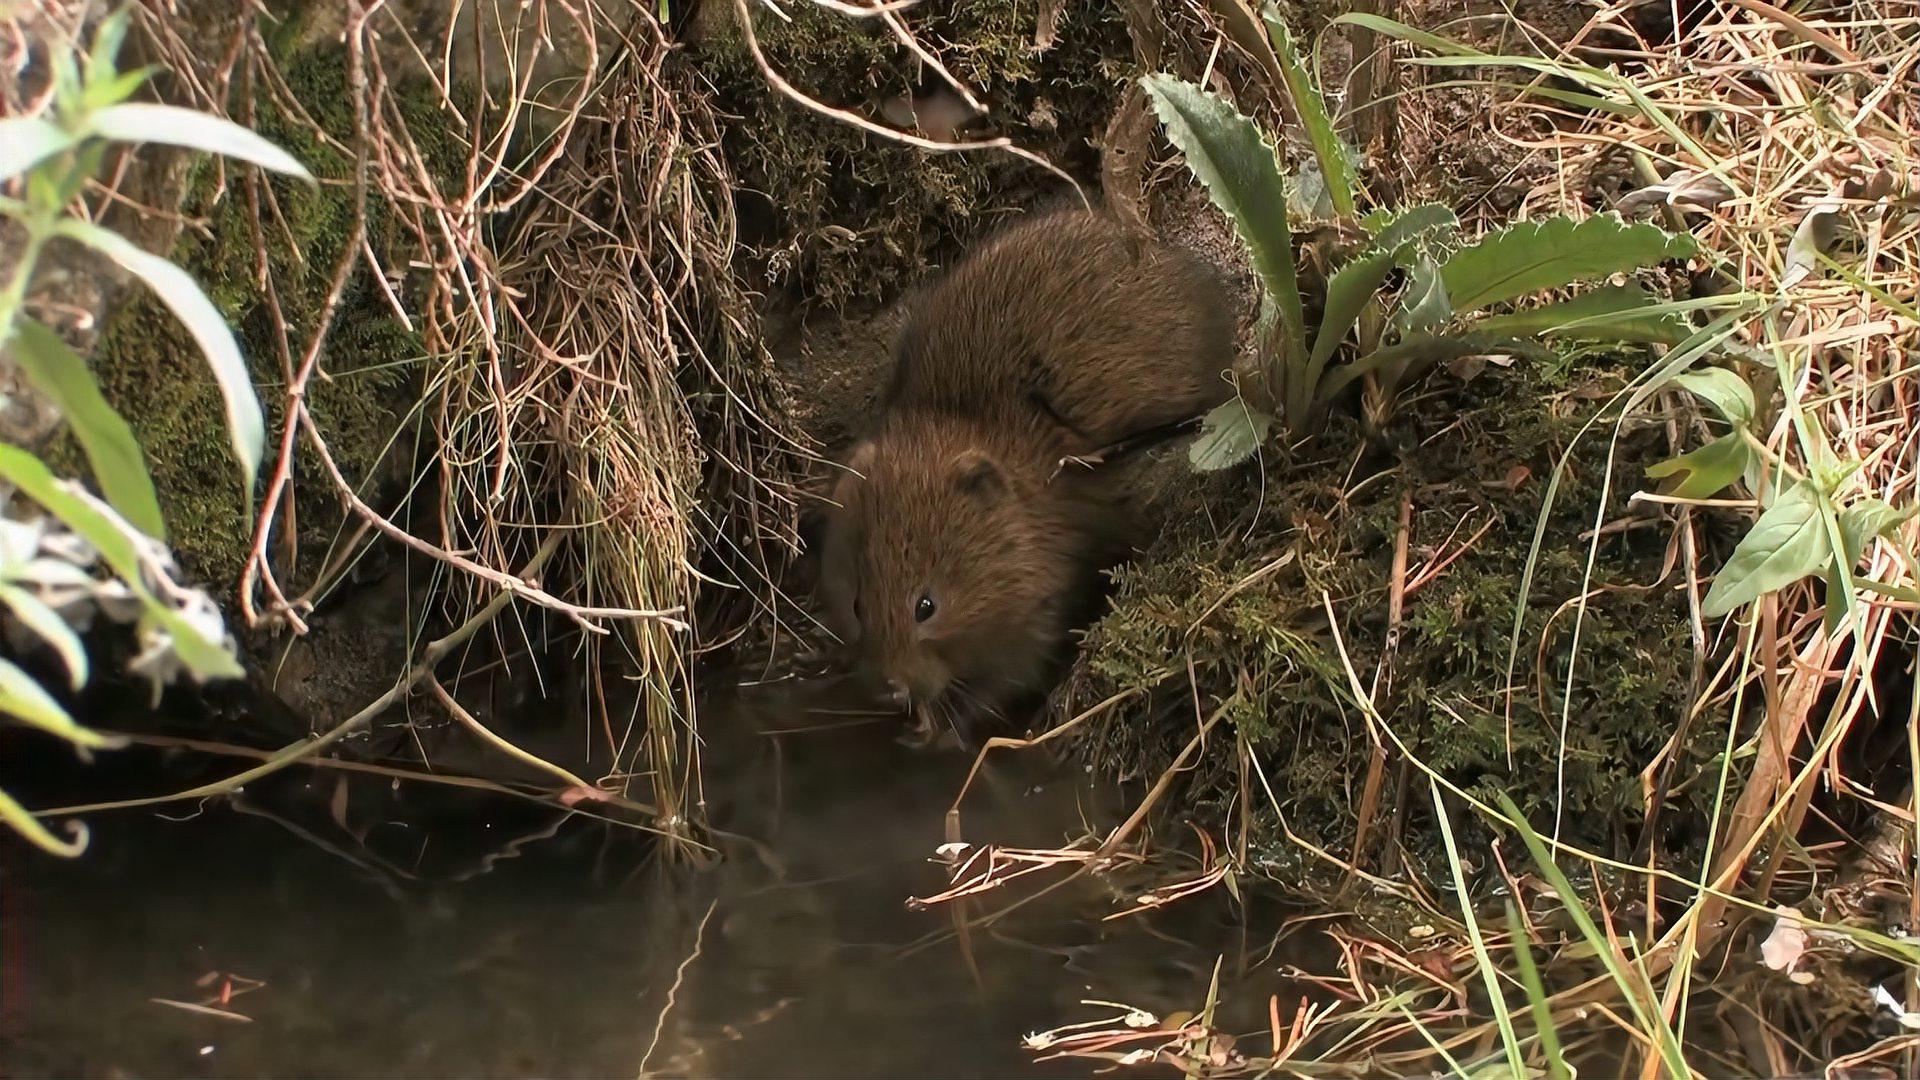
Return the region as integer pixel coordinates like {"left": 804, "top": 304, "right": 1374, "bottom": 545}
{"left": 915, "top": 593, "right": 937, "bottom": 623}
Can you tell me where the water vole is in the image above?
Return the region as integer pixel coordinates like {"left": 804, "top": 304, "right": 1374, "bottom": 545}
{"left": 815, "top": 208, "right": 1234, "bottom": 742}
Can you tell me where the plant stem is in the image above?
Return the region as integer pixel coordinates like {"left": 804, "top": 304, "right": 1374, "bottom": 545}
{"left": 0, "top": 218, "right": 51, "bottom": 348}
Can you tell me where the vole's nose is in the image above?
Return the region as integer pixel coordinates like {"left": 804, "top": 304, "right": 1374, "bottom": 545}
{"left": 885, "top": 680, "right": 912, "bottom": 709}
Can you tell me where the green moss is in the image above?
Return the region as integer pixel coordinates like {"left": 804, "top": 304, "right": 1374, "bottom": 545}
{"left": 692, "top": 0, "right": 1129, "bottom": 308}
{"left": 81, "top": 41, "right": 459, "bottom": 586}
{"left": 1071, "top": 354, "right": 1708, "bottom": 881}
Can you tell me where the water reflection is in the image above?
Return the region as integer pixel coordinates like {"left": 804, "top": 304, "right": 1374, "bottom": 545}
{"left": 4, "top": 682, "right": 1288, "bottom": 1078}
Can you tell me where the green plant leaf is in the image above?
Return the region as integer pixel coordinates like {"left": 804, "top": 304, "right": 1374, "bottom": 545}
{"left": 0, "top": 118, "right": 77, "bottom": 182}
{"left": 0, "top": 444, "right": 241, "bottom": 680}
{"left": 84, "top": 6, "right": 135, "bottom": 86}
{"left": 1140, "top": 74, "right": 1305, "bottom": 350}
{"left": 54, "top": 219, "right": 264, "bottom": 489}
{"left": 1701, "top": 479, "right": 1830, "bottom": 617}
{"left": 0, "top": 784, "right": 88, "bottom": 857}
{"left": 7, "top": 319, "right": 165, "bottom": 538}
{"left": 84, "top": 65, "right": 158, "bottom": 110}
{"left": 1306, "top": 248, "right": 1395, "bottom": 395}
{"left": 1318, "top": 332, "right": 1534, "bottom": 406}
{"left": 1263, "top": 12, "right": 1358, "bottom": 218}
{"left": 86, "top": 103, "right": 313, "bottom": 181}
{"left": 1669, "top": 367, "right": 1755, "bottom": 427}
{"left": 0, "top": 655, "right": 107, "bottom": 748}
{"left": 1394, "top": 254, "right": 1452, "bottom": 336}
{"left": 0, "top": 583, "right": 88, "bottom": 689}
{"left": 1474, "top": 284, "right": 1692, "bottom": 345}
{"left": 1189, "top": 399, "right": 1273, "bottom": 471}
{"left": 1438, "top": 214, "right": 1697, "bottom": 315}
{"left": 1506, "top": 902, "right": 1570, "bottom": 1080}
{"left": 1838, "top": 497, "right": 1915, "bottom": 568}
{"left": 1363, "top": 203, "right": 1458, "bottom": 254}
{"left": 1645, "top": 433, "right": 1749, "bottom": 500}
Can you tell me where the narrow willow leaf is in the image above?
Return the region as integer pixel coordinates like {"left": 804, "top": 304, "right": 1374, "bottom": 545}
{"left": 0, "top": 785, "right": 87, "bottom": 857}
{"left": 87, "top": 103, "right": 313, "bottom": 180}
{"left": 7, "top": 319, "right": 166, "bottom": 538}
{"left": 0, "top": 117, "right": 76, "bottom": 182}
{"left": 1474, "top": 284, "right": 1692, "bottom": 345}
{"left": 54, "top": 219, "right": 264, "bottom": 488}
{"left": 0, "top": 655, "right": 106, "bottom": 747}
{"left": 1838, "top": 498, "right": 1915, "bottom": 568}
{"left": 1140, "top": 75, "right": 1304, "bottom": 344}
{"left": 1189, "top": 400, "right": 1273, "bottom": 471}
{"left": 1394, "top": 255, "right": 1451, "bottom": 336}
{"left": 0, "top": 583, "right": 88, "bottom": 689}
{"left": 1701, "top": 479, "right": 1830, "bottom": 617}
{"left": 0, "top": 444, "right": 241, "bottom": 679}
{"left": 1438, "top": 214, "right": 1697, "bottom": 315}
{"left": 1669, "top": 367, "right": 1756, "bottom": 427}
{"left": 1263, "top": 12, "right": 1358, "bottom": 218}
{"left": 1645, "top": 433, "right": 1749, "bottom": 499}
{"left": 1306, "top": 248, "right": 1394, "bottom": 393}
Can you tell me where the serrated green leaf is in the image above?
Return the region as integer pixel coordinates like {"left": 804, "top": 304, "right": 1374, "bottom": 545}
{"left": 1645, "top": 433, "right": 1749, "bottom": 499}
{"left": 1669, "top": 367, "right": 1756, "bottom": 428}
{"left": 1394, "top": 254, "right": 1451, "bottom": 336}
{"left": 0, "top": 583, "right": 87, "bottom": 689}
{"left": 54, "top": 219, "right": 264, "bottom": 489}
{"left": 1263, "top": 12, "right": 1358, "bottom": 218}
{"left": 1438, "top": 214, "right": 1697, "bottom": 315}
{"left": 1474, "top": 284, "right": 1692, "bottom": 345}
{"left": 1189, "top": 399, "right": 1273, "bottom": 471}
{"left": 1140, "top": 75, "right": 1304, "bottom": 348}
{"left": 1702, "top": 480, "right": 1830, "bottom": 617}
{"left": 0, "top": 784, "right": 88, "bottom": 857}
{"left": 1363, "top": 203, "right": 1458, "bottom": 255}
{"left": 0, "top": 655, "right": 105, "bottom": 747}
{"left": 7, "top": 319, "right": 165, "bottom": 538}
{"left": 1306, "top": 248, "right": 1394, "bottom": 394}
{"left": 0, "top": 118, "right": 77, "bottom": 182}
{"left": 1319, "top": 332, "right": 1535, "bottom": 405}
{"left": 87, "top": 103, "right": 313, "bottom": 181}
{"left": 0, "top": 444, "right": 241, "bottom": 680}
{"left": 1838, "top": 498, "right": 1915, "bottom": 568}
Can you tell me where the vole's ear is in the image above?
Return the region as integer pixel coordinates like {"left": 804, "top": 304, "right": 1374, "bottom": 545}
{"left": 948, "top": 448, "right": 1007, "bottom": 499}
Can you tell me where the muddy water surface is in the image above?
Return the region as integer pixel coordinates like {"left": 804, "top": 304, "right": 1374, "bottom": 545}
{"left": 2, "top": 684, "right": 1298, "bottom": 1078}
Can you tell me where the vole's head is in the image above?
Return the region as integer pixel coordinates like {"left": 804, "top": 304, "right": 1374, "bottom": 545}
{"left": 816, "top": 418, "right": 1079, "bottom": 736}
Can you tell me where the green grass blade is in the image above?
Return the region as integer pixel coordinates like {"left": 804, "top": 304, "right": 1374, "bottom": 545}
{"left": 1431, "top": 782, "right": 1526, "bottom": 1080}
{"left": 1263, "top": 12, "right": 1358, "bottom": 218}
{"left": 1506, "top": 902, "right": 1569, "bottom": 1080}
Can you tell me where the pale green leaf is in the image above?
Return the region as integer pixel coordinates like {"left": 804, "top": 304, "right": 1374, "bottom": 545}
{"left": 84, "top": 6, "right": 135, "bottom": 86}
{"left": 1394, "top": 255, "right": 1451, "bottom": 336}
{"left": 1140, "top": 75, "right": 1304, "bottom": 344}
{"left": 54, "top": 219, "right": 264, "bottom": 488}
{"left": 1838, "top": 497, "right": 1915, "bottom": 568}
{"left": 87, "top": 103, "right": 313, "bottom": 180}
{"left": 1474, "top": 284, "right": 1692, "bottom": 345}
{"left": 1189, "top": 399, "right": 1273, "bottom": 471}
{"left": 1438, "top": 214, "right": 1697, "bottom": 315}
{"left": 1701, "top": 480, "right": 1830, "bottom": 617}
{"left": 1669, "top": 367, "right": 1756, "bottom": 427}
{"left": 0, "top": 444, "right": 241, "bottom": 679}
{"left": 1306, "top": 248, "right": 1394, "bottom": 393}
{"left": 7, "top": 319, "right": 165, "bottom": 538}
{"left": 0, "top": 785, "right": 87, "bottom": 857}
{"left": 1645, "top": 433, "right": 1749, "bottom": 500}
{"left": 0, "top": 118, "right": 77, "bottom": 182}
{"left": 1264, "top": 12, "right": 1358, "bottom": 218}
{"left": 0, "top": 583, "right": 87, "bottom": 688}
{"left": 0, "top": 655, "right": 106, "bottom": 747}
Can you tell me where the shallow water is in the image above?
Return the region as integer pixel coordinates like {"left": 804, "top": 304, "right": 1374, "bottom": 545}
{"left": 2, "top": 685, "right": 1301, "bottom": 1078}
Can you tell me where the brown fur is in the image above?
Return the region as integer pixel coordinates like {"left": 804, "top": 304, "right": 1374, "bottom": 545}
{"left": 815, "top": 208, "right": 1233, "bottom": 741}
